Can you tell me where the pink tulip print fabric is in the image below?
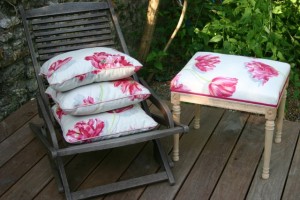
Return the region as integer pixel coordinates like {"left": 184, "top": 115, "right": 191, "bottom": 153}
{"left": 171, "top": 52, "right": 290, "bottom": 106}
{"left": 52, "top": 104, "right": 158, "bottom": 144}
{"left": 46, "top": 78, "right": 151, "bottom": 115}
{"left": 85, "top": 51, "right": 134, "bottom": 75}
{"left": 245, "top": 61, "right": 279, "bottom": 85}
{"left": 40, "top": 47, "right": 143, "bottom": 91}
{"left": 208, "top": 77, "right": 238, "bottom": 98}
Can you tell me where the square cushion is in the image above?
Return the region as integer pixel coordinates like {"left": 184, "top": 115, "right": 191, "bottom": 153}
{"left": 40, "top": 47, "right": 143, "bottom": 91}
{"left": 171, "top": 52, "right": 290, "bottom": 107}
{"left": 46, "top": 78, "right": 151, "bottom": 115}
{"left": 52, "top": 104, "right": 158, "bottom": 144}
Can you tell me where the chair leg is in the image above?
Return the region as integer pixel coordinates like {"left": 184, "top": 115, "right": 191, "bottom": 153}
{"left": 194, "top": 105, "right": 201, "bottom": 129}
{"left": 275, "top": 89, "right": 287, "bottom": 143}
{"left": 56, "top": 157, "right": 73, "bottom": 200}
{"left": 262, "top": 119, "right": 275, "bottom": 179}
{"left": 153, "top": 139, "right": 175, "bottom": 185}
{"left": 172, "top": 99, "right": 181, "bottom": 162}
{"left": 47, "top": 154, "right": 64, "bottom": 193}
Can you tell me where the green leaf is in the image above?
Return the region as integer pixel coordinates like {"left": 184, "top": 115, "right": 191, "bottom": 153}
{"left": 273, "top": 6, "right": 283, "bottom": 14}
{"left": 209, "top": 35, "right": 223, "bottom": 43}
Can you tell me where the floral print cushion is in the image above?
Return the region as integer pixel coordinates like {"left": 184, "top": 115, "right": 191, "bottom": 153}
{"left": 52, "top": 104, "right": 158, "bottom": 144}
{"left": 171, "top": 52, "right": 290, "bottom": 107}
{"left": 40, "top": 47, "right": 143, "bottom": 92}
{"left": 46, "top": 78, "right": 151, "bottom": 115}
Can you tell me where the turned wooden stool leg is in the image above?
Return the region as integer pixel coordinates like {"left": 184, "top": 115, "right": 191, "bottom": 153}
{"left": 171, "top": 93, "right": 181, "bottom": 161}
{"left": 275, "top": 89, "right": 287, "bottom": 143}
{"left": 194, "top": 105, "right": 200, "bottom": 129}
{"left": 262, "top": 109, "right": 277, "bottom": 179}
{"left": 262, "top": 119, "right": 275, "bottom": 179}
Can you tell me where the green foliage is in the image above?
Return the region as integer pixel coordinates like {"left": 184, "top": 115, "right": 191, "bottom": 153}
{"left": 145, "top": 0, "right": 300, "bottom": 98}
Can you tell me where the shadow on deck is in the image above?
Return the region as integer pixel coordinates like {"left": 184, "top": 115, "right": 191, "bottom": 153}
{"left": 0, "top": 99, "right": 300, "bottom": 200}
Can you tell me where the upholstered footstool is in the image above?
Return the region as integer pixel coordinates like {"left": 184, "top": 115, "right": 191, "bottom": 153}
{"left": 170, "top": 52, "right": 290, "bottom": 179}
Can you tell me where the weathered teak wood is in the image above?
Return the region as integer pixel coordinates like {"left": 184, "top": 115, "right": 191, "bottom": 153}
{"left": 176, "top": 111, "right": 249, "bottom": 200}
{"left": 138, "top": 106, "right": 225, "bottom": 200}
{"left": 210, "top": 115, "right": 265, "bottom": 200}
{"left": 1, "top": 98, "right": 300, "bottom": 199}
{"left": 102, "top": 102, "right": 196, "bottom": 200}
{"left": 282, "top": 125, "right": 300, "bottom": 200}
{"left": 0, "top": 116, "right": 42, "bottom": 167}
{"left": 19, "top": 1, "right": 188, "bottom": 199}
{"left": 0, "top": 100, "right": 37, "bottom": 142}
{"left": 171, "top": 81, "right": 288, "bottom": 179}
{"left": 247, "top": 120, "right": 300, "bottom": 200}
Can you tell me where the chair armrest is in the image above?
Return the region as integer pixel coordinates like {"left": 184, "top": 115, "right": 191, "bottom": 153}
{"left": 35, "top": 93, "right": 60, "bottom": 150}
{"left": 139, "top": 78, "right": 174, "bottom": 128}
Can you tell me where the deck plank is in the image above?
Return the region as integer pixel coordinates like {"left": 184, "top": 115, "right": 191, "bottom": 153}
{"left": 0, "top": 156, "right": 53, "bottom": 200}
{"left": 0, "top": 139, "right": 46, "bottom": 196}
{"left": 0, "top": 116, "right": 42, "bottom": 167}
{"left": 210, "top": 115, "right": 265, "bottom": 200}
{"left": 282, "top": 123, "right": 300, "bottom": 200}
{"left": 101, "top": 103, "right": 197, "bottom": 200}
{"left": 246, "top": 120, "right": 300, "bottom": 200}
{"left": 1, "top": 99, "right": 300, "bottom": 200}
{"left": 0, "top": 100, "right": 38, "bottom": 142}
{"left": 139, "top": 106, "right": 225, "bottom": 200}
{"left": 34, "top": 150, "right": 111, "bottom": 200}
{"left": 175, "top": 110, "right": 249, "bottom": 200}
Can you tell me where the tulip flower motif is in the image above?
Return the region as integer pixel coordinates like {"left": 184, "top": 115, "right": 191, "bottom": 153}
{"left": 245, "top": 61, "right": 278, "bottom": 85}
{"left": 208, "top": 77, "right": 238, "bottom": 98}
{"left": 75, "top": 73, "right": 88, "bottom": 81}
{"left": 66, "top": 119, "right": 104, "bottom": 143}
{"left": 85, "top": 52, "right": 133, "bottom": 74}
{"left": 56, "top": 106, "right": 65, "bottom": 120}
{"left": 82, "top": 96, "right": 95, "bottom": 105}
{"left": 170, "top": 74, "right": 190, "bottom": 92}
{"left": 194, "top": 54, "right": 220, "bottom": 72}
{"left": 47, "top": 57, "right": 72, "bottom": 78}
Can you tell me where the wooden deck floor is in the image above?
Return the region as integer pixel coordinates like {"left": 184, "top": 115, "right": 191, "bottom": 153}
{"left": 1, "top": 99, "right": 300, "bottom": 200}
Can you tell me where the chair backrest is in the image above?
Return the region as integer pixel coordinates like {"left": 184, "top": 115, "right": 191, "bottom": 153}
{"left": 19, "top": 0, "right": 140, "bottom": 112}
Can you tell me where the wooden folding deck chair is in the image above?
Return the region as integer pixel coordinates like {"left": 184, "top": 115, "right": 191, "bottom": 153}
{"left": 19, "top": 1, "right": 188, "bottom": 199}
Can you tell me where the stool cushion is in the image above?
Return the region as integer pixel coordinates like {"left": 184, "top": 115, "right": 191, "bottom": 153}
{"left": 171, "top": 52, "right": 290, "bottom": 107}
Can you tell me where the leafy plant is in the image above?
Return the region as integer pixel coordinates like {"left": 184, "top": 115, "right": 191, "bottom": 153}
{"left": 146, "top": 0, "right": 300, "bottom": 98}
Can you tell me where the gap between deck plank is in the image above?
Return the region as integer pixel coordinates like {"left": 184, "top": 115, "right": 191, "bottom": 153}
{"left": 175, "top": 110, "right": 249, "bottom": 200}
{"left": 0, "top": 100, "right": 38, "bottom": 142}
{"left": 246, "top": 120, "right": 300, "bottom": 200}
{"left": 138, "top": 106, "right": 225, "bottom": 200}
{"left": 210, "top": 114, "right": 265, "bottom": 200}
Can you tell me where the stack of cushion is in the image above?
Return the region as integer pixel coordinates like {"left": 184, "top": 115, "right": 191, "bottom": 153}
{"left": 40, "top": 47, "right": 158, "bottom": 144}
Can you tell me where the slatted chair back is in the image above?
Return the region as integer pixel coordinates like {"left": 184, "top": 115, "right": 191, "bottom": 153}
{"left": 20, "top": 0, "right": 139, "bottom": 119}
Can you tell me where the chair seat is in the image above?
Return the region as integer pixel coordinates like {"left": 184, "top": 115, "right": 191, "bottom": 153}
{"left": 171, "top": 52, "right": 290, "bottom": 107}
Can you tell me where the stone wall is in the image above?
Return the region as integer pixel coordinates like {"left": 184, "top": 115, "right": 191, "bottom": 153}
{"left": 0, "top": 0, "right": 147, "bottom": 121}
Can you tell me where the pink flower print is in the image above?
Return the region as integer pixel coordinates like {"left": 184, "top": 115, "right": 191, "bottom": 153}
{"left": 107, "top": 105, "right": 134, "bottom": 113}
{"left": 245, "top": 61, "right": 279, "bottom": 85}
{"left": 75, "top": 73, "right": 87, "bottom": 81}
{"left": 170, "top": 74, "right": 190, "bottom": 92}
{"left": 130, "top": 94, "right": 150, "bottom": 101}
{"left": 195, "top": 54, "right": 220, "bottom": 72}
{"left": 209, "top": 77, "right": 238, "bottom": 98}
{"left": 56, "top": 106, "right": 65, "bottom": 120}
{"left": 85, "top": 52, "right": 133, "bottom": 71}
{"left": 134, "top": 66, "right": 142, "bottom": 72}
{"left": 66, "top": 119, "right": 104, "bottom": 142}
{"left": 47, "top": 57, "right": 72, "bottom": 78}
{"left": 82, "top": 96, "right": 95, "bottom": 105}
{"left": 114, "top": 78, "right": 142, "bottom": 95}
